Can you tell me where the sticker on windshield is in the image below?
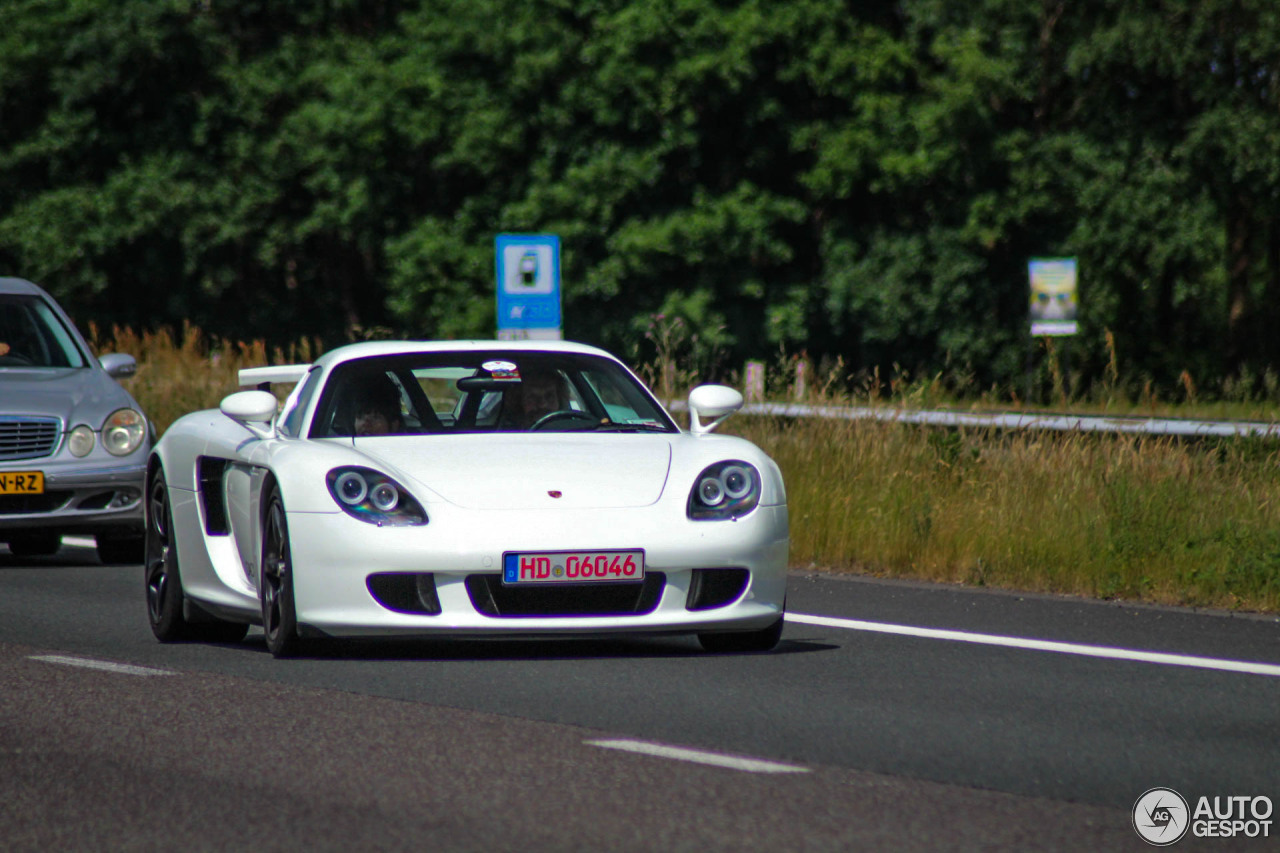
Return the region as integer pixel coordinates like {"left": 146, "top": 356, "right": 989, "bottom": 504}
{"left": 482, "top": 360, "right": 520, "bottom": 380}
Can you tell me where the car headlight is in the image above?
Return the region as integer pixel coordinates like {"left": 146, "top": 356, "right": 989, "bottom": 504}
{"left": 68, "top": 425, "right": 95, "bottom": 457}
{"left": 687, "top": 460, "right": 761, "bottom": 520}
{"left": 102, "top": 408, "right": 146, "bottom": 456}
{"left": 326, "top": 467, "right": 427, "bottom": 526}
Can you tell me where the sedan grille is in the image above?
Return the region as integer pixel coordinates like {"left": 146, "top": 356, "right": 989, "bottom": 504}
{"left": 0, "top": 418, "right": 60, "bottom": 460}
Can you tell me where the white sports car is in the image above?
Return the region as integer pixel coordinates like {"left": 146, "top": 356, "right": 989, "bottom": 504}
{"left": 146, "top": 340, "right": 788, "bottom": 657}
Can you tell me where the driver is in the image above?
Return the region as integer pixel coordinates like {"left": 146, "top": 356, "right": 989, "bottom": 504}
{"left": 501, "top": 369, "right": 567, "bottom": 430}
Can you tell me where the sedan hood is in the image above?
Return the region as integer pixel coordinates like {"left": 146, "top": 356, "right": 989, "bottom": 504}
{"left": 356, "top": 434, "right": 673, "bottom": 509}
{"left": 1, "top": 367, "right": 134, "bottom": 426}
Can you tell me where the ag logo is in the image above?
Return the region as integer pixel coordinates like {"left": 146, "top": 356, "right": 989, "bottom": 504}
{"left": 1133, "top": 788, "right": 1190, "bottom": 846}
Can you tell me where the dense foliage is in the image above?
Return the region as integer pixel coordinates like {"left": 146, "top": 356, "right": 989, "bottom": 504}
{"left": 2, "top": 0, "right": 1278, "bottom": 394}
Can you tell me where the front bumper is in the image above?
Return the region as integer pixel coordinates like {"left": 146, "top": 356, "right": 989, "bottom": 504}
{"left": 0, "top": 458, "right": 146, "bottom": 537}
{"left": 281, "top": 502, "right": 789, "bottom": 638}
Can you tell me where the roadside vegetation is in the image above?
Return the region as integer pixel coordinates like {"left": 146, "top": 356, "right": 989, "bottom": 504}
{"left": 89, "top": 323, "right": 319, "bottom": 432}
{"left": 95, "top": 324, "right": 1280, "bottom": 615}
{"left": 729, "top": 416, "right": 1280, "bottom": 614}
{"left": 7, "top": 2, "right": 1280, "bottom": 407}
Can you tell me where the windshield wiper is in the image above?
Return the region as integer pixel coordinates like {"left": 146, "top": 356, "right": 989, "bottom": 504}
{"left": 592, "top": 422, "right": 672, "bottom": 433}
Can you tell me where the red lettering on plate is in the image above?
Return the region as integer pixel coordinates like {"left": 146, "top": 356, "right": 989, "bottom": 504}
{"left": 515, "top": 552, "right": 643, "bottom": 582}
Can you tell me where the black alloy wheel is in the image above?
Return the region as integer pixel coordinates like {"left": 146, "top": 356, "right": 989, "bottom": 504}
{"left": 261, "top": 487, "right": 301, "bottom": 658}
{"left": 145, "top": 468, "right": 188, "bottom": 640}
{"left": 145, "top": 466, "right": 248, "bottom": 644}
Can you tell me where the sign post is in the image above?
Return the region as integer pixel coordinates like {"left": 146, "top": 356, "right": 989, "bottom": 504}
{"left": 496, "top": 234, "right": 561, "bottom": 340}
{"left": 1027, "top": 257, "right": 1079, "bottom": 402}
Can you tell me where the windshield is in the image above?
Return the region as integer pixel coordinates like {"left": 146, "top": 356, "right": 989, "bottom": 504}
{"left": 309, "top": 351, "right": 676, "bottom": 437}
{"left": 0, "top": 295, "right": 89, "bottom": 368}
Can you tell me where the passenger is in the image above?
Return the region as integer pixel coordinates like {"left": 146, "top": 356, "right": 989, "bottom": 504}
{"left": 351, "top": 374, "right": 405, "bottom": 436}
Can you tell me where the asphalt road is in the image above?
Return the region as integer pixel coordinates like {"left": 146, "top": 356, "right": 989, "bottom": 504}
{"left": 2, "top": 540, "right": 1278, "bottom": 851}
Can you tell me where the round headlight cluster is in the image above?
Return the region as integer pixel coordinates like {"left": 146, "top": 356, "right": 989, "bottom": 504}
{"left": 327, "top": 467, "right": 424, "bottom": 526}
{"left": 103, "top": 408, "right": 146, "bottom": 456}
{"left": 688, "top": 461, "right": 761, "bottom": 520}
{"left": 68, "top": 425, "right": 95, "bottom": 457}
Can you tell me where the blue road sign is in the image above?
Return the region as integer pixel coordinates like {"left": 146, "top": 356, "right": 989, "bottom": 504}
{"left": 496, "top": 234, "right": 561, "bottom": 339}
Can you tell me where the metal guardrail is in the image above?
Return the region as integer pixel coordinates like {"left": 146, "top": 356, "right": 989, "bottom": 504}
{"left": 673, "top": 400, "right": 1280, "bottom": 439}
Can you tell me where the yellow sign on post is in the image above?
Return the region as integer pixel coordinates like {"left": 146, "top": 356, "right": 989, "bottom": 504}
{"left": 1029, "top": 258, "right": 1078, "bottom": 336}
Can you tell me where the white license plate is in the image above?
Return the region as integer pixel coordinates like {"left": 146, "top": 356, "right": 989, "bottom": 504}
{"left": 502, "top": 550, "right": 645, "bottom": 584}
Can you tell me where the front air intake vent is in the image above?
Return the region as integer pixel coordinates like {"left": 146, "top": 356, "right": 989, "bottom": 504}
{"left": 466, "top": 572, "right": 666, "bottom": 618}
{"left": 0, "top": 491, "right": 73, "bottom": 515}
{"left": 685, "top": 568, "right": 750, "bottom": 611}
{"left": 367, "top": 573, "right": 442, "bottom": 615}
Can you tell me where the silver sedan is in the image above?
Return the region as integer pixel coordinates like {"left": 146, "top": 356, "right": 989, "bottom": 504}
{"left": 0, "top": 277, "right": 151, "bottom": 563}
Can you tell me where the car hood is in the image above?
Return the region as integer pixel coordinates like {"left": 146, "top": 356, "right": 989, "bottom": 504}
{"left": 0, "top": 367, "right": 135, "bottom": 427}
{"left": 355, "top": 434, "right": 673, "bottom": 509}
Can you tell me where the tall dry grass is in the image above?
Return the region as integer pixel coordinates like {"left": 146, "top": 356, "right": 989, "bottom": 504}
{"left": 728, "top": 415, "right": 1280, "bottom": 612}
{"left": 88, "top": 323, "right": 320, "bottom": 433}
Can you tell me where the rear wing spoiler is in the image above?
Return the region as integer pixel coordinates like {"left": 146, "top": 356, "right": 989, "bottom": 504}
{"left": 239, "top": 364, "right": 311, "bottom": 390}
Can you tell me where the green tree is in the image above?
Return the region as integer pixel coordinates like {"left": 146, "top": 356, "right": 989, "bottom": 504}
{"left": 1, "top": 0, "right": 1277, "bottom": 397}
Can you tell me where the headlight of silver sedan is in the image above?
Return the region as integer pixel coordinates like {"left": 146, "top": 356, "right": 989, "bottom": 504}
{"left": 68, "top": 425, "right": 95, "bottom": 457}
{"left": 102, "top": 408, "right": 147, "bottom": 456}
{"left": 687, "top": 460, "right": 761, "bottom": 520}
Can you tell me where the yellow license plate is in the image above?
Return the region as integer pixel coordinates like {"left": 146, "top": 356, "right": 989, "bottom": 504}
{"left": 0, "top": 472, "right": 44, "bottom": 494}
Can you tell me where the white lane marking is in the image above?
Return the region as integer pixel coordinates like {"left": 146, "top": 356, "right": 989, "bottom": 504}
{"left": 585, "top": 739, "right": 809, "bottom": 774}
{"left": 787, "top": 612, "right": 1280, "bottom": 678}
{"left": 29, "top": 655, "right": 177, "bottom": 677}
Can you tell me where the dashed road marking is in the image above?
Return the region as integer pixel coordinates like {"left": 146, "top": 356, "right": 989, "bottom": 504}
{"left": 585, "top": 739, "right": 809, "bottom": 774}
{"left": 30, "top": 655, "right": 177, "bottom": 677}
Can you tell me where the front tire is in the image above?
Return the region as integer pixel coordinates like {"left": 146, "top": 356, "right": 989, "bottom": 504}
{"left": 145, "top": 468, "right": 189, "bottom": 640}
{"left": 98, "top": 533, "right": 145, "bottom": 565}
{"left": 8, "top": 533, "right": 61, "bottom": 557}
{"left": 260, "top": 486, "right": 301, "bottom": 658}
{"left": 698, "top": 612, "right": 785, "bottom": 653}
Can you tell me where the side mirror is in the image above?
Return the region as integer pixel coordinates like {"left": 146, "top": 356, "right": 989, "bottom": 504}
{"left": 99, "top": 353, "right": 137, "bottom": 379}
{"left": 220, "top": 390, "right": 278, "bottom": 438}
{"left": 687, "top": 384, "right": 743, "bottom": 435}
